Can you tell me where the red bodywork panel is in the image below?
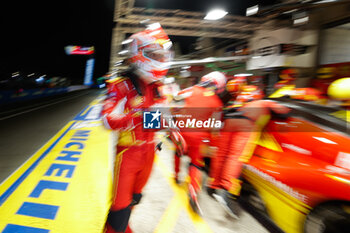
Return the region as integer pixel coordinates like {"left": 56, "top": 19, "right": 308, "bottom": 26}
{"left": 250, "top": 116, "right": 350, "bottom": 208}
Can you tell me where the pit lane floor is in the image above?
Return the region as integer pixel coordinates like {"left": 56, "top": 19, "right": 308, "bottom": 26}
{"left": 129, "top": 132, "right": 269, "bottom": 233}
{"left": 0, "top": 91, "right": 269, "bottom": 233}
{"left": 0, "top": 89, "right": 101, "bottom": 182}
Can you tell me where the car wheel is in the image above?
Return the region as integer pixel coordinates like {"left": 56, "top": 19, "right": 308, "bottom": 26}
{"left": 240, "top": 181, "right": 268, "bottom": 215}
{"left": 304, "top": 204, "right": 350, "bottom": 233}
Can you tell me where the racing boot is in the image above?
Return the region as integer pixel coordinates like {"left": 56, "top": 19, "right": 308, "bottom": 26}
{"left": 206, "top": 187, "right": 217, "bottom": 199}
{"left": 105, "top": 223, "right": 133, "bottom": 233}
{"left": 213, "top": 189, "right": 240, "bottom": 219}
{"left": 174, "top": 174, "right": 180, "bottom": 184}
{"left": 189, "top": 184, "right": 203, "bottom": 216}
{"left": 174, "top": 152, "right": 181, "bottom": 184}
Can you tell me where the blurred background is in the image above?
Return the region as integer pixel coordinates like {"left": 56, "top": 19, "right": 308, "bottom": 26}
{"left": 2, "top": 0, "right": 350, "bottom": 100}
{"left": 109, "top": 0, "right": 350, "bottom": 105}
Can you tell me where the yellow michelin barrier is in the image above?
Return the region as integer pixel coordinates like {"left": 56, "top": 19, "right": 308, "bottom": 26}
{"left": 0, "top": 97, "right": 113, "bottom": 233}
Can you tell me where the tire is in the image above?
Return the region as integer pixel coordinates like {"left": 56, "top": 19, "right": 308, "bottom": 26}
{"left": 304, "top": 203, "right": 350, "bottom": 233}
{"left": 239, "top": 181, "right": 284, "bottom": 233}
{"left": 240, "top": 181, "right": 268, "bottom": 215}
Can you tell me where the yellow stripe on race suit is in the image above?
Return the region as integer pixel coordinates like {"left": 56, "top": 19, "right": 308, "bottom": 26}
{"left": 112, "top": 149, "right": 127, "bottom": 202}
{"left": 0, "top": 97, "right": 113, "bottom": 233}
{"left": 239, "top": 115, "right": 270, "bottom": 163}
{"left": 242, "top": 167, "right": 311, "bottom": 233}
{"left": 227, "top": 178, "right": 242, "bottom": 196}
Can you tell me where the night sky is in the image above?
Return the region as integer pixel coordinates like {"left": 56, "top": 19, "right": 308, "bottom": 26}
{"left": 0, "top": 0, "right": 277, "bottom": 84}
{"left": 1, "top": 0, "right": 115, "bottom": 84}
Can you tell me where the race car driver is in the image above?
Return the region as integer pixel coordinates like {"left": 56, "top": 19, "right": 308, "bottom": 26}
{"left": 172, "top": 71, "right": 226, "bottom": 214}
{"left": 224, "top": 76, "right": 248, "bottom": 108}
{"left": 101, "top": 23, "right": 173, "bottom": 233}
{"left": 207, "top": 80, "right": 290, "bottom": 218}
{"left": 274, "top": 68, "right": 298, "bottom": 89}
{"left": 235, "top": 85, "right": 264, "bottom": 105}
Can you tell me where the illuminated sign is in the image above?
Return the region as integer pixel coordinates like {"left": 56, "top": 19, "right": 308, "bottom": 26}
{"left": 65, "top": 46, "right": 94, "bottom": 55}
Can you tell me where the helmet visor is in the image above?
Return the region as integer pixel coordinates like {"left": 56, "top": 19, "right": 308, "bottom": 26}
{"left": 144, "top": 49, "right": 174, "bottom": 63}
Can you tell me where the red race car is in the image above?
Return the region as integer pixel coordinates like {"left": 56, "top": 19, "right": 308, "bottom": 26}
{"left": 240, "top": 99, "right": 350, "bottom": 233}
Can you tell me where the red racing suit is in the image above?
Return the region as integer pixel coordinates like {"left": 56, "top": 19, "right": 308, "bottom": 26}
{"left": 174, "top": 85, "right": 223, "bottom": 194}
{"left": 102, "top": 72, "right": 164, "bottom": 233}
{"left": 208, "top": 100, "right": 290, "bottom": 196}
{"left": 274, "top": 78, "right": 295, "bottom": 89}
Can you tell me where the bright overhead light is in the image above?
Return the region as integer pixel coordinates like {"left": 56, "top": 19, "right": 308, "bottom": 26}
{"left": 204, "top": 9, "right": 228, "bottom": 20}
{"left": 118, "top": 50, "right": 128, "bottom": 55}
{"left": 294, "top": 16, "right": 309, "bottom": 25}
{"left": 283, "top": 9, "right": 298, "bottom": 14}
{"left": 35, "top": 77, "right": 45, "bottom": 83}
{"left": 121, "top": 39, "right": 133, "bottom": 45}
{"left": 202, "top": 57, "right": 215, "bottom": 62}
{"left": 246, "top": 5, "right": 259, "bottom": 16}
{"left": 234, "top": 73, "right": 253, "bottom": 77}
{"left": 313, "top": 0, "right": 337, "bottom": 4}
{"left": 140, "top": 19, "right": 150, "bottom": 24}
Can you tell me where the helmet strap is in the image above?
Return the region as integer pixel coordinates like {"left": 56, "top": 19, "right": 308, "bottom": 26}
{"left": 122, "top": 67, "right": 143, "bottom": 96}
{"left": 218, "top": 90, "right": 232, "bottom": 105}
